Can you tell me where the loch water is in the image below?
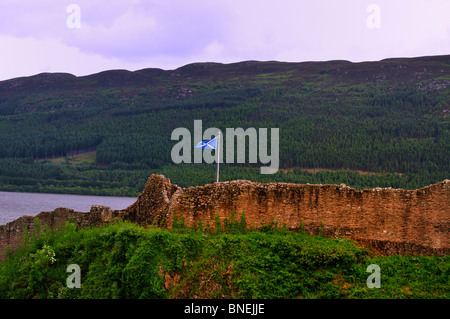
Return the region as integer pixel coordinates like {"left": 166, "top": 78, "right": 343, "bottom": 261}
{"left": 0, "top": 191, "right": 137, "bottom": 225}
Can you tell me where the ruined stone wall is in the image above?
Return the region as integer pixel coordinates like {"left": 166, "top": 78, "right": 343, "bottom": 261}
{"left": 1, "top": 175, "right": 449, "bottom": 258}
{"left": 122, "top": 175, "right": 450, "bottom": 256}
{"left": 0, "top": 205, "right": 116, "bottom": 260}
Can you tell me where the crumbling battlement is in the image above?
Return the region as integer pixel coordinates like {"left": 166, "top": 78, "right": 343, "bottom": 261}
{"left": 121, "top": 175, "right": 450, "bottom": 256}
{"left": 1, "top": 175, "right": 449, "bottom": 259}
{"left": 0, "top": 205, "right": 117, "bottom": 260}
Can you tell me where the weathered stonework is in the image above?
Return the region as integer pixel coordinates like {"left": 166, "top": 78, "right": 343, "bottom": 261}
{"left": 1, "top": 174, "right": 449, "bottom": 259}
{"left": 120, "top": 175, "right": 450, "bottom": 256}
{"left": 118, "top": 174, "right": 179, "bottom": 226}
{"left": 0, "top": 205, "right": 117, "bottom": 260}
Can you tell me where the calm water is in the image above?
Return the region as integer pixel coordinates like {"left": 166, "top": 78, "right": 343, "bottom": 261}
{"left": 0, "top": 191, "right": 137, "bottom": 226}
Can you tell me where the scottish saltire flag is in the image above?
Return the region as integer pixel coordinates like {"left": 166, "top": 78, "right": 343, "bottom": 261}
{"left": 195, "top": 137, "right": 218, "bottom": 149}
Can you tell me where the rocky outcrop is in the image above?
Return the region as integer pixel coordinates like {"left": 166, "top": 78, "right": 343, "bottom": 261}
{"left": 1, "top": 175, "right": 449, "bottom": 259}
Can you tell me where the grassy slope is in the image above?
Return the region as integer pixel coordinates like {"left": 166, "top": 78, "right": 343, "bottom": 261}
{"left": 0, "top": 220, "right": 448, "bottom": 299}
{"left": 46, "top": 151, "right": 97, "bottom": 165}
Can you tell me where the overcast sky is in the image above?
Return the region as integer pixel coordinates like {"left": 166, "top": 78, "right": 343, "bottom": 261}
{"left": 0, "top": 0, "right": 449, "bottom": 81}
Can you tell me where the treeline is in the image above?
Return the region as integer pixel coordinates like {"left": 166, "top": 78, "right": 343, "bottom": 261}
{"left": 0, "top": 158, "right": 150, "bottom": 196}
{"left": 157, "top": 163, "right": 447, "bottom": 190}
{"left": 0, "top": 158, "right": 445, "bottom": 197}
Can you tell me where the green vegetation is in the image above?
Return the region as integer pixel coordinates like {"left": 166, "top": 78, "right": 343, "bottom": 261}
{"left": 0, "top": 161, "right": 442, "bottom": 197}
{"left": 0, "top": 58, "right": 449, "bottom": 195}
{"left": 0, "top": 218, "right": 448, "bottom": 299}
{"left": 47, "top": 151, "right": 96, "bottom": 166}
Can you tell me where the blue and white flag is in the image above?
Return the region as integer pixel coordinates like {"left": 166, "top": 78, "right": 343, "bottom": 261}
{"left": 195, "top": 137, "right": 218, "bottom": 150}
{"left": 194, "top": 132, "right": 221, "bottom": 183}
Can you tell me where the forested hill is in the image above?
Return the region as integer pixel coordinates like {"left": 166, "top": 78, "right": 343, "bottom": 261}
{"left": 0, "top": 55, "right": 449, "bottom": 196}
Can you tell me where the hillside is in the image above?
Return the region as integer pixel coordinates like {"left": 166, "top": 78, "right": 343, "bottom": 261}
{"left": 0, "top": 55, "right": 449, "bottom": 195}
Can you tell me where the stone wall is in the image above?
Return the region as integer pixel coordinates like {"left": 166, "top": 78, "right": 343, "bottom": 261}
{"left": 1, "top": 174, "right": 449, "bottom": 258}
{"left": 0, "top": 205, "right": 116, "bottom": 260}
{"left": 122, "top": 175, "right": 450, "bottom": 256}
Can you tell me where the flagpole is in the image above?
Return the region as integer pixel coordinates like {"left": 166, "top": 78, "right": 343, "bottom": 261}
{"left": 216, "top": 131, "right": 220, "bottom": 183}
